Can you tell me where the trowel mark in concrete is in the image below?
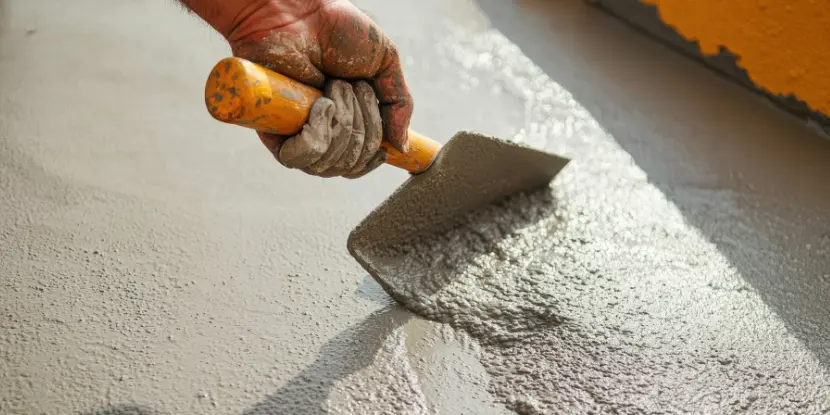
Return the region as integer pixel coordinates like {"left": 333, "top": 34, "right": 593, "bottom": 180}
{"left": 367, "top": 188, "right": 567, "bottom": 345}
{"left": 353, "top": 26, "right": 830, "bottom": 414}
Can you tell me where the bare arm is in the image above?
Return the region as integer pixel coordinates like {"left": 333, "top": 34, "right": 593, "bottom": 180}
{"left": 178, "top": 0, "right": 323, "bottom": 42}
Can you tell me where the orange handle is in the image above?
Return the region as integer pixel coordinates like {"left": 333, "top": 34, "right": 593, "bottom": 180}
{"left": 204, "top": 57, "right": 440, "bottom": 174}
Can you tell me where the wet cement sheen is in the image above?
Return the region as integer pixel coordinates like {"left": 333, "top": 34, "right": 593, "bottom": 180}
{"left": 358, "top": 178, "right": 830, "bottom": 412}
{"left": 351, "top": 5, "right": 830, "bottom": 413}
{"left": 348, "top": 131, "right": 569, "bottom": 293}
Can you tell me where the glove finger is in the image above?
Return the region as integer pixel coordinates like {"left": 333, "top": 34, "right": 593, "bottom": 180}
{"left": 347, "top": 80, "right": 383, "bottom": 176}
{"left": 309, "top": 168, "right": 343, "bottom": 178}
{"left": 256, "top": 131, "right": 288, "bottom": 163}
{"left": 307, "top": 80, "right": 354, "bottom": 175}
{"left": 343, "top": 150, "right": 386, "bottom": 179}
{"left": 278, "top": 97, "right": 334, "bottom": 169}
{"left": 324, "top": 85, "right": 366, "bottom": 176}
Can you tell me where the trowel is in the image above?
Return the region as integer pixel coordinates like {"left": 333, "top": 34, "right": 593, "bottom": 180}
{"left": 204, "top": 57, "right": 570, "bottom": 296}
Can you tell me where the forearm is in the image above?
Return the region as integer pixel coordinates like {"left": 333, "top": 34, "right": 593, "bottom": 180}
{"left": 179, "top": 0, "right": 324, "bottom": 41}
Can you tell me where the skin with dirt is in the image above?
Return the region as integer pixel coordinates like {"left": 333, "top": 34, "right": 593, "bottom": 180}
{"left": 180, "top": 0, "right": 413, "bottom": 173}
{"left": 239, "top": 1, "right": 411, "bottom": 152}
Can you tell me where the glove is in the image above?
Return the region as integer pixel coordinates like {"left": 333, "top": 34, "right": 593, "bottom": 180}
{"left": 277, "top": 79, "right": 385, "bottom": 178}
{"left": 181, "top": 0, "right": 414, "bottom": 178}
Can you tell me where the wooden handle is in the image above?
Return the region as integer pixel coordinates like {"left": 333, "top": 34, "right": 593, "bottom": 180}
{"left": 204, "top": 57, "right": 440, "bottom": 174}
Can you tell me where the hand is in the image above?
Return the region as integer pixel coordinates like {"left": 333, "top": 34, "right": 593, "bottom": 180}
{"left": 183, "top": 0, "right": 413, "bottom": 178}
{"left": 278, "top": 79, "right": 385, "bottom": 178}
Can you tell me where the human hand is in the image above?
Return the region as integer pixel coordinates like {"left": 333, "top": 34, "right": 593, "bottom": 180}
{"left": 278, "top": 79, "right": 385, "bottom": 178}
{"left": 183, "top": 0, "right": 413, "bottom": 178}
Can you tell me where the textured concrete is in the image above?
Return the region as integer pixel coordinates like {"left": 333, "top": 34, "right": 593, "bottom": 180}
{"left": 348, "top": 131, "right": 569, "bottom": 289}
{"left": 2, "top": 0, "right": 830, "bottom": 414}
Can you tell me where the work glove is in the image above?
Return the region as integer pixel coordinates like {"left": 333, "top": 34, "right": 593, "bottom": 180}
{"left": 278, "top": 79, "right": 385, "bottom": 178}
{"left": 188, "top": 0, "right": 414, "bottom": 178}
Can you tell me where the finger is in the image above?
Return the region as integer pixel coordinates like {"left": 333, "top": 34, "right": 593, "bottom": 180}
{"left": 278, "top": 98, "right": 334, "bottom": 169}
{"left": 371, "top": 41, "right": 414, "bottom": 153}
{"left": 347, "top": 81, "right": 383, "bottom": 176}
{"left": 307, "top": 80, "right": 354, "bottom": 175}
{"left": 324, "top": 84, "right": 365, "bottom": 176}
{"left": 230, "top": 32, "right": 326, "bottom": 89}
{"left": 343, "top": 150, "right": 386, "bottom": 179}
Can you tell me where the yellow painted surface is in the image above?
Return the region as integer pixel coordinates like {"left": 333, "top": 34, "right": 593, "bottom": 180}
{"left": 643, "top": 0, "right": 830, "bottom": 116}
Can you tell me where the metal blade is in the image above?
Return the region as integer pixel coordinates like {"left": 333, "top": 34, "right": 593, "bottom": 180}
{"left": 347, "top": 131, "right": 570, "bottom": 301}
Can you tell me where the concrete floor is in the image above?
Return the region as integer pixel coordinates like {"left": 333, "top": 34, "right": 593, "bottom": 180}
{"left": 2, "top": 0, "right": 830, "bottom": 414}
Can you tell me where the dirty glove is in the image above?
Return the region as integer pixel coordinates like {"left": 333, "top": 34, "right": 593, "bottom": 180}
{"left": 180, "top": 0, "right": 413, "bottom": 178}
{"left": 278, "top": 79, "right": 385, "bottom": 178}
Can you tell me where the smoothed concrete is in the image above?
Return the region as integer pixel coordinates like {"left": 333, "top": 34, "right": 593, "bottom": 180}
{"left": 2, "top": 0, "right": 830, "bottom": 413}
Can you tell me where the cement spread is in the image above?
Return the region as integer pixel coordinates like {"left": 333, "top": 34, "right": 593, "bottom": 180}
{"left": 350, "top": 21, "right": 830, "bottom": 414}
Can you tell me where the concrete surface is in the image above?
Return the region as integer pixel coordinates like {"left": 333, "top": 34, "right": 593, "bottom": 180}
{"left": 2, "top": 0, "right": 830, "bottom": 414}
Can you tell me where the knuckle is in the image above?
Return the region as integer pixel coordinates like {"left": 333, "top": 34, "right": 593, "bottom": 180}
{"left": 328, "top": 79, "right": 352, "bottom": 94}
{"left": 313, "top": 96, "right": 335, "bottom": 110}
{"left": 309, "top": 98, "right": 335, "bottom": 120}
{"left": 279, "top": 135, "right": 328, "bottom": 168}
{"left": 353, "top": 80, "right": 373, "bottom": 93}
{"left": 330, "top": 78, "right": 347, "bottom": 88}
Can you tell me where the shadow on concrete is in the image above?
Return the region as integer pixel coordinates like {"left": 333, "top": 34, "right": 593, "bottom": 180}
{"left": 81, "top": 404, "right": 162, "bottom": 415}
{"left": 78, "top": 306, "right": 410, "bottom": 415}
{"left": 592, "top": 0, "right": 830, "bottom": 137}
{"left": 242, "top": 305, "right": 412, "bottom": 414}
{"left": 476, "top": 0, "right": 830, "bottom": 367}
{"left": 243, "top": 189, "right": 557, "bottom": 413}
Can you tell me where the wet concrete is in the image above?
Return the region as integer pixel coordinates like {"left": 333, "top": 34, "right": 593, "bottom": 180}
{"left": 348, "top": 131, "right": 569, "bottom": 297}
{"left": 2, "top": 0, "right": 830, "bottom": 414}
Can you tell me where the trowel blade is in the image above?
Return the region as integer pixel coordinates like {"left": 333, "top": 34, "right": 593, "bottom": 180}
{"left": 347, "top": 131, "right": 570, "bottom": 299}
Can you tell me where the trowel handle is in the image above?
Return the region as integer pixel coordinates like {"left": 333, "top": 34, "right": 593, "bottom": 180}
{"left": 204, "top": 57, "right": 441, "bottom": 174}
